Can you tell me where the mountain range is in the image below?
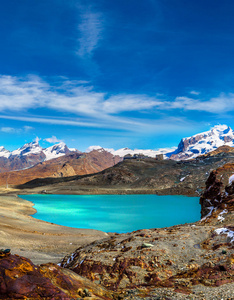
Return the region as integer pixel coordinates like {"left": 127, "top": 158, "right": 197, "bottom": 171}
{"left": 1, "top": 124, "right": 234, "bottom": 187}
{"left": 2, "top": 124, "right": 233, "bottom": 163}
{"left": 170, "top": 124, "right": 234, "bottom": 160}
{"left": 88, "top": 124, "right": 234, "bottom": 160}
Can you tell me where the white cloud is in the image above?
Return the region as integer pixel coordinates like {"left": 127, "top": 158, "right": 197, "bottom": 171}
{"left": 85, "top": 145, "right": 102, "bottom": 152}
{"left": 1, "top": 127, "right": 18, "bottom": 133}
{"left": 34, "top": 136, "right": 41, "bottom": 143}
{"left": 77, "top": 8, "right": 103, "bottom": 57}
{"left": 103, "top": 94, "right": 162, "bottom": 114}
{"left": 0, "top": 75, "right": 164, "bottom": 130}
{"left": 0, "top": 75, "right": 47, "bottom": 111}
{"left": 190, "top": 90, "right": 200, "bottom": 95}
{"left": 44, "top": 136, "right": 63, "bottom": 143}
{"left": 0, "top": 75, "right": 163, "bottom": 116}
{"left": 0, "top": 74, "right": 234, "bottom": 133}
{"left": 23, "top": 125, "right": 34, "bottom": 132}
{"left": 170, "top": 94, "right": 234, "bottom": 113}
{"left": 0, "top": 125, "right": 33, "bottom": 134}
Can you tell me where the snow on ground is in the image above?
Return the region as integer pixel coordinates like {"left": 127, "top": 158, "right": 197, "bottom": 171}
{"left": 217, "top": 209, "right": 228, "bottom": 222}
{"left": 215, "top": 227, "right": 234, "bottom": 242}
{"left": 200, "top": 206, "right": 216, "bottom": 221}
{"left": 229, "top": 174, "right": 234, "bottom": 184}
{"left": 180, "top": 176, "right": 188, "bottom": 182}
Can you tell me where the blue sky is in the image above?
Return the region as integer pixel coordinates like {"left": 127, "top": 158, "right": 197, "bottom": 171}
{"left": 0, "top": 0, "right": 234, "bottom": 151}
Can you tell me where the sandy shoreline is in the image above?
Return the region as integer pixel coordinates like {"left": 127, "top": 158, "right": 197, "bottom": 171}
{"left": 0, "top": 194, "right": 109, "bottom": 265}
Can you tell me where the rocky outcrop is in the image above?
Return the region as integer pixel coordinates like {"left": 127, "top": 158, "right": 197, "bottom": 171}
{"left": 52, "top": 163, "right": 77, "bottom": 177}
{"left": 0, "top": 250, "right": 114, "bottom": 299}
{"left": 200, "top": 163, "right": 234, "bottom": 219}
{"left": 60, "top": 222, "right": 234, "bottom": 298}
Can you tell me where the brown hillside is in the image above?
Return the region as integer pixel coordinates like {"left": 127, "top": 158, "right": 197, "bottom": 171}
{"left": 0, "top": 150, "right": 121, "bottom": 186}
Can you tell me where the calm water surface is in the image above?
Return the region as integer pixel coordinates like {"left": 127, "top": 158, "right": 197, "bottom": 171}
{"left": 19, "top": 194, "right": 200, "bottom": 233}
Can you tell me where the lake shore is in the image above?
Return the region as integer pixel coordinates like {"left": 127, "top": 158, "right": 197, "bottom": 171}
{"left": 0, "top": 187, "right": 233, "bottom": 299}
{"left": 0, "top": 194, "right": 109, "bottom": 265}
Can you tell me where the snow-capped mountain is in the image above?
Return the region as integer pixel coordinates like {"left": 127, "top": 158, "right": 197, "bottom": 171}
{"left": 0, "top": 124, "right": 233, "bottom": 173}
{"left": 86, "top": 145, "right": 176, "bottom": 158}
{"left": 2, "top": 141, "right": 76, "bottom": 160}
{"left": 110, "top": 147, "right": 176, "bottom": 158}
{"left": 87, "top": 125, "right": 234, "bottom": 161}
{"left": 170, "top": 124, "right": 234, "bottom": 160}
{"left": 0, "top": 146, "right": 11, "bottom": 158}
{"left": 11, "top": 141, "right": 43, "bottom": 156}
{"left": 0, "top": 141, "right": 79, "bottom": 173}
{"left": 43, "top": 142, "right": 71, "bottom": 161}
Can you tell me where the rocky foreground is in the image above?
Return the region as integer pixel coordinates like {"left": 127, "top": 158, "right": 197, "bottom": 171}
{"left": 59, "top": 165, "right": 234, "bottom": 299}
{"left": 0, "top": 163, "right": 233, "bottom": 299}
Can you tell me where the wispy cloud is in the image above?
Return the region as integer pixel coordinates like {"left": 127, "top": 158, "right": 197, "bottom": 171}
{"left": 1, "top": 127, "right": 19, "bottom": 133}
{"left": 102, "top": 95, "right": 162, "bottom": 114}
{"left": 77, "top": 8, "right": 104, "bottom": 58}
{"left": 34, "top": 136, "right": 41, "bottom": 143}
{"left": 169, "top": 95, "right": 234, "bottom": 113}
{"left": 0, "top": 75, "right": 162, "bottom": 130}
{"left": 44, "top": 136, "right": 63, "bottom": 143}
{"left": 0, "top": 74, "right": 234, "bottom": 133}
{"left": 0, "top": 115, "right": 102, "bottom": 128}
{"left": 0, "top": 125, "right": 33, "bottom": 134}
{"left": 190, "top": 90, "right": 200, "bottom": 95}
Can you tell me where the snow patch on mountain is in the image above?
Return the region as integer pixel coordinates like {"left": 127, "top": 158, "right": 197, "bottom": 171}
{"left": 111, "top": 147, "right": 176, "bottom": 158}
{"left": 86, "top": 145, "right": 176, "bottom": 158}
{"left": 86, "top": 145, "right": 115, "bottom": 153}
{"left": 7, "top": 141, "right": 74, "bottom": 161}
{"left": 0, "top": 146, "right": 11, "bottom": 158}
{"left": 1, "top": 124, "right": 234, "bottom": 163}
{"left": 43, "top": 142, "right": 70, "bottom": 161}
{"left": 11, "top": 141, "right": 43, "bottom": 156}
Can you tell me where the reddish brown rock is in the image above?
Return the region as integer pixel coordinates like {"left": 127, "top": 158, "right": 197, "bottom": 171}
{"left": 0, "top": 251, "right": 114, "bottom": 299}
{"left": 200, "top": 163, "right": 234, "bottom": 219}
{"left": 0, "top": 253, "right": 69, "bottom": 299}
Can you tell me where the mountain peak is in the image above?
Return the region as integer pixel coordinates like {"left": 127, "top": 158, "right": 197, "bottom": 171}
{"left": 0, "top": 146, "right": 11, "bottom": 158}
{"left": 43, "top": 142, "right": 70, "bottom": 161}
{"left": 11, "top": 141, "right": 43, "bottom": 156}
{"left": 170, "top": 124, "right": 234, "bottom": 160}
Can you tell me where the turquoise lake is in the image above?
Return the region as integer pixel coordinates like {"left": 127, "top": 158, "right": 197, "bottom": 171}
{"left": 19, "top": 194, "right": 200, "bottom": 233}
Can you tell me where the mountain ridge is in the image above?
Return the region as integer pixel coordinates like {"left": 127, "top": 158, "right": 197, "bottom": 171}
{"left": 15, "top": 144, "right": 234, "bottom": 196}
{"left": 0, "top": 149, "right": 121, "bottom": 186}
{"left": 170, "top": 124, "right": 234, "bottom": 160}
{"left": 0, "top": 124, "right": 234, "bottom": 175}
{"left": 88, "top": 124, "right": 234, "bottom": 160}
